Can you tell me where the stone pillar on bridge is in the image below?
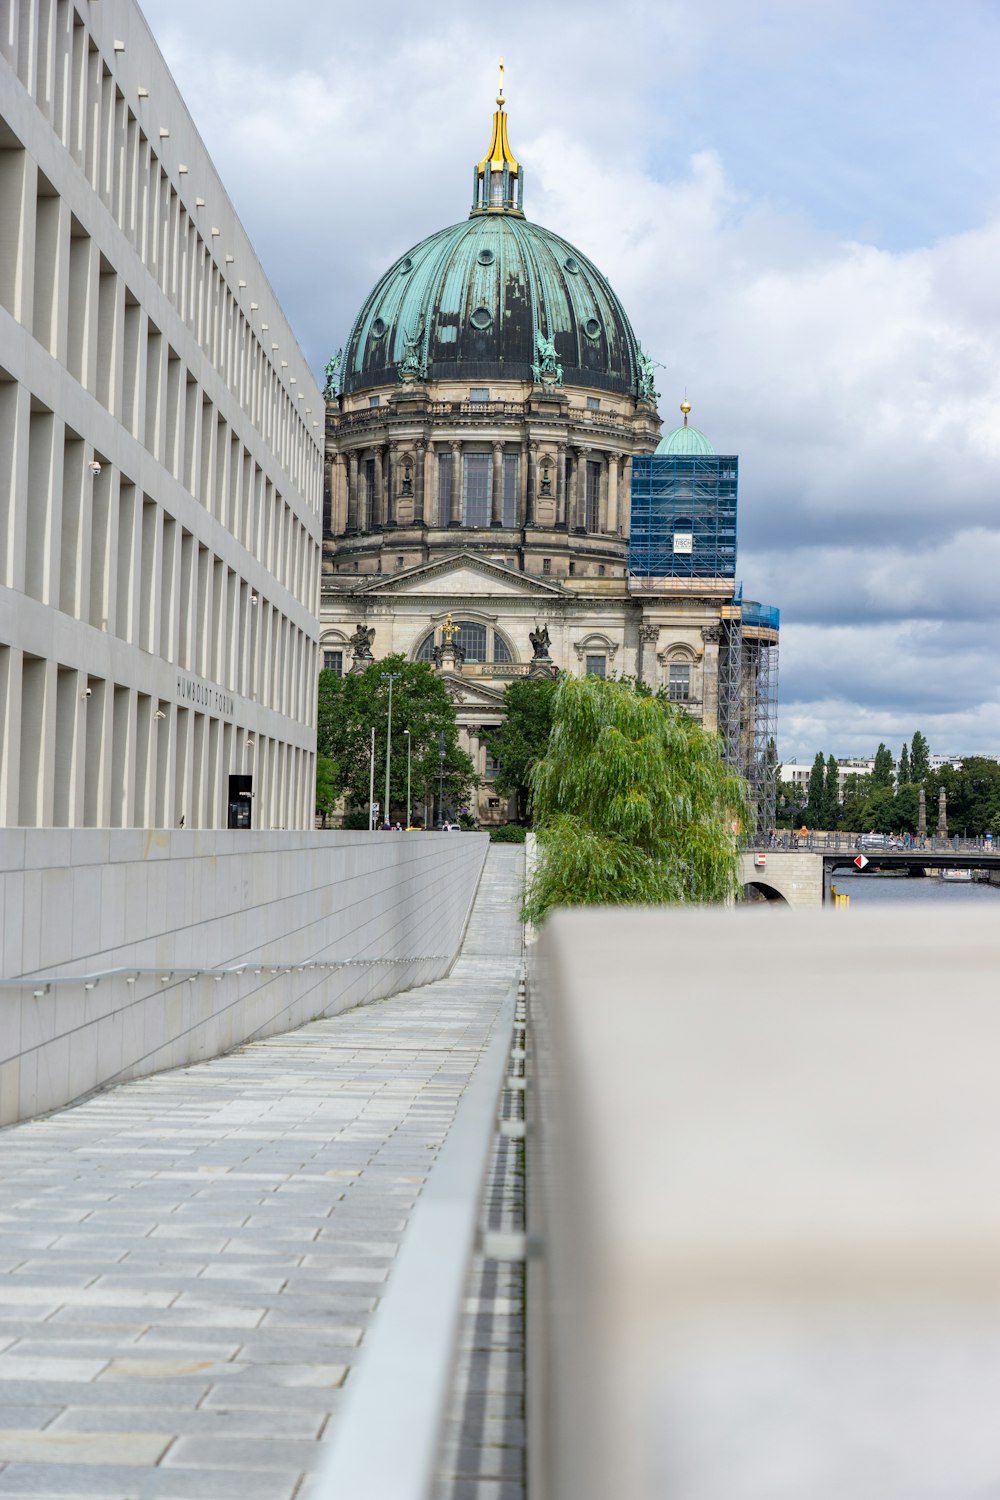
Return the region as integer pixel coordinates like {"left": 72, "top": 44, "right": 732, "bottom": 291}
{"left": 937, "top": 787, "right": 949, "bottom": 839}
{"left": 917, "top": 787, "right": 927, "bottom": 838}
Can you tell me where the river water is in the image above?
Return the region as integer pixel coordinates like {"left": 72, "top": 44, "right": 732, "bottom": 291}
{"left": 831, "top": 870, "right": 1000, "bottom": 905}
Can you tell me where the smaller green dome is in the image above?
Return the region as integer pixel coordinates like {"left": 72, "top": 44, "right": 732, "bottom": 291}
{"left": 656, "top": 424, "right": 715, "bottom": 456}
{"left": 655, "top": 401, "right": 714, "bottom": 455}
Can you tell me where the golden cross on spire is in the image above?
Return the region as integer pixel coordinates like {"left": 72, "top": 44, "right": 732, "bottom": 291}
{"left": 441, "top": 612, "right": 458, "bottom": 644}
{"left": 497, "top": 56, "right": 505, "bottom": 107}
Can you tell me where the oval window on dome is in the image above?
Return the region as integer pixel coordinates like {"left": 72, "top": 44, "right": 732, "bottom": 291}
{"left": 469, "top": 306, "right": 493, "bottom": 331}
{"left": 370, "top": 317, "right": 387, "bottom": 338}
{"left": 477, "top": 248, "right": 495, "bottom": 266}
{"left": 398, "top": 256, "right": 413, "bottom": 273}
{"left": 564, "top": 256, "right": 581, "bottom": 274}
{"left": 584, "top": 317, "right": 601, "bottom": 340}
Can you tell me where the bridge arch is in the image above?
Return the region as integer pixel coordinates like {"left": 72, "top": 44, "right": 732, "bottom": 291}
{"left": 743, "top": 880, "right": 790, "bottom": 906}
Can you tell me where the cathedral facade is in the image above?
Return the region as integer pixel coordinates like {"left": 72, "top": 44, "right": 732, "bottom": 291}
{"left": 320, "top": 84, "right": 777, "bottom": 825}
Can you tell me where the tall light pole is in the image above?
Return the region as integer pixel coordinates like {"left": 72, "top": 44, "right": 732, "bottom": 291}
{"left": 403, "top": 729, "right": 411, "bottom": 829}
{"left": 368, "top": 726, "right": 376, "bottom": 831}
{"left": 438, "top": 728, "right": 446, "bottom": 825}
{"left": 381, "top": 671, "right": 400, "bottom": 828}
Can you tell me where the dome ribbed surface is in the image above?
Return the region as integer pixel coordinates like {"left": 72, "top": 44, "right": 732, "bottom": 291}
{"left": 656, "top": 424, "right": 715, "bottom": 455}
{"left": 343, "top": 214, "right": 642, "bottom": 397}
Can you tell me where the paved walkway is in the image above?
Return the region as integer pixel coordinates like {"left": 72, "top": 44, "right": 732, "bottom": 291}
{"left": 0, "top": 844, "right": 524, "bottom": 1499}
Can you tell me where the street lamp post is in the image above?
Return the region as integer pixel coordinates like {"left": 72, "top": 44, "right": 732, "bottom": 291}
{"left": 368, "top": 727, "right": 376, "bottom": 831}
{"left": 403, "top": 729, "right": 411, "bottom": 829}
{"left": 381, "top": 672, "right": 400, "bottom": 828}
{"left": 438, "top": 728, "right": 446, "bottom": 825}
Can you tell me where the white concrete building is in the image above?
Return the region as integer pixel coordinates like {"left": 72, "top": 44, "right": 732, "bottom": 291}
{"left": 0, "top": 0, "right": 324, "bottom": 829}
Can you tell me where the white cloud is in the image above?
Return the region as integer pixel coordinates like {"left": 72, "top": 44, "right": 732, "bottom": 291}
{"left": 138, "top": 0, "right": 1000, "bottom": 765}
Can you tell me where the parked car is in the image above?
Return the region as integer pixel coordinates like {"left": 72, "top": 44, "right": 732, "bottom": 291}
{"left": 434, "top": 821, "right": 462, "bottom": 832}
{"left": 856, "top": 833, "right": 893, "bottom": 850}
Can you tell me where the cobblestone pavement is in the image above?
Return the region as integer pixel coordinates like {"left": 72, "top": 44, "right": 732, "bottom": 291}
{"left": 0, "top": 844, "right": 524, "bottom": 1499}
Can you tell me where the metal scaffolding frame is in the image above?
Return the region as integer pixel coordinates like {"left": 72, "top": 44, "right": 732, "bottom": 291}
{"left": 718, "top": 595, "right": 780, "bottom": 836}
{"left": 628, "top": 454, "right": 737, "bottom": 580}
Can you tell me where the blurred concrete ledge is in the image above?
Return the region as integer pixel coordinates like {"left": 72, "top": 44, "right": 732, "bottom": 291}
{"left": 527, "top": 905, "right": 1000, "bottom": 1500}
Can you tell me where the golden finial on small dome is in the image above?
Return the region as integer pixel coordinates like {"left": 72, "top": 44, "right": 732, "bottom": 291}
{"left": 497, "top": 56, "right": 505, "bottom": 109}
{"left": 680, "top": 396, "right": 692, "bottom": 427}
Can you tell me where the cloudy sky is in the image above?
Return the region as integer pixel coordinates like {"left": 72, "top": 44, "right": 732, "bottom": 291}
{"left": 140, "top": 0, "right": 1000, "bottom": 764}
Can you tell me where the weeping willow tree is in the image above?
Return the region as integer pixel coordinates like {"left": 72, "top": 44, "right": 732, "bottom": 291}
{"left": 524, "top": 675, "right": 749, "bottom": 925}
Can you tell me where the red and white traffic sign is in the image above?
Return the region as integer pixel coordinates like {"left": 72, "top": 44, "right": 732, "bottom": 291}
{"left": 854, "top": 854, "right": 869, "bottom": 869}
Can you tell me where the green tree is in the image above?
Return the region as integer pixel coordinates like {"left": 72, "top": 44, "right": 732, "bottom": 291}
{"left": 824, "top": 753, "right": 840, "bottom": 827}
{"left": 315, "top": 755, "right": 338, "bottom": 828}
{"left": 898, "top": 743, "right": 910, "bottom": 783}
{"left": 804, "top": 752, "right": 826, "bottom": 827}
{"left": 483, "top": 676, "right": 558, "bottom": 822}
{"left": 929, "top": 757, "right": 1000, "bottom": 835}
{"left": 872, "top": 743, "right": 895, "bottom": 788}
{"left": 910, "top": 730, "right": 930, "bottom": 785}
{"left": 891, "top": 782, "right": 920, "bottom": 834}
{"left": 315, "top": 656, "right": 476, "bottom": 823}
{"left": 524, "top": 675, "right": 749, "bottom": 925}
{"left": 860, "top": 784, "right": 898, "bottom": 833}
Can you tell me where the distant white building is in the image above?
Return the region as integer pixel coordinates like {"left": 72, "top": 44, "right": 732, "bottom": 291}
{"left": 0, "top": 0, "right": 324, "bottom": 828}
{"left": 780, "top": 752, "right": 973, "bottom": 800}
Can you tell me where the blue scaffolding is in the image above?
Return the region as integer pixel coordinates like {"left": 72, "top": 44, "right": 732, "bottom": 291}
{"left": 628, "top": 453, "right": 738, "bottom": 580}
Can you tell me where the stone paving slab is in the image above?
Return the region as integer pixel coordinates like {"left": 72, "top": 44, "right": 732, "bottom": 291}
{"left": 0, "top": 847, "right": 523, "bottom": 1498}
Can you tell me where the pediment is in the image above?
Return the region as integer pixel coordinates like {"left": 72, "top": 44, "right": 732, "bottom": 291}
{"left": 359, "top": 551, "right": 566, "bottom": 599}
{"left": 440, "top": 674, "right": 509, "bottom": 710}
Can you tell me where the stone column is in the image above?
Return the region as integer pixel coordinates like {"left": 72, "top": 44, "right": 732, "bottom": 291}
{"left": 526, "top": 442, "right": 537, "bottom": 526}
{"left": 520, "top": 440, "right": 529, "bottom": 527}
{"left": 700, "top": 624, "right": 721, "bottom": 732}
{"left": 599, "top": 453, "right": 609, "bottom": 533}
{"left": 937, "top": 787, "right": 949, "bottom": 839}
{"left": 917, "top": 786, "right": 927, "bottom": 838}
{"left": 450, "top": 440, "right": 462, "bottom": 527}
{"left": 637, "top": 621, "right": 659, "bottom": 687}
{"left": 607, "top": 451, "right": 619, "bottom": 534}
{"left": 575, "top": 449, "right": 587, "bottom": 532}
{"left": 386, "top": 442, "right": 397, "bottom": 527}
{"left": 347, "top": 450, "right": 359, "bottom": 531}
{"left": 491, "top": 442, "right": 504, "bottom": 526}
{"left": 619, "top": 456, "right": 630, "bottom": 539}
{"left": 373, "top": 446, "right": 385, "bottom": 529}
{"left": 414, "top": 440, "right": 426, "bottom": 524}
{"left": 557, "top": 444, "right": 567, "bottom": 527}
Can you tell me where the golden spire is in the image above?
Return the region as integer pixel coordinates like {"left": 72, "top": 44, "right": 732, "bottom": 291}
{"left": 477, "top": 60, "right": 520, "bottom": 178}
{"left": 680, "top": 396, "right": 692, "bottom": 427}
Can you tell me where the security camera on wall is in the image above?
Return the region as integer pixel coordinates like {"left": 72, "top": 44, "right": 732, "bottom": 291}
{"left": 88, "top": 460, "right": 102, "bottom": 476}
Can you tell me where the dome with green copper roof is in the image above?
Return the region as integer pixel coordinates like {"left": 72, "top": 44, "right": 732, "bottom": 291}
{"left": 342, "top": 90, "right": 646, "bottom": 400}
{"left": 656, "top": 400, "right": 715, "bottom": 455}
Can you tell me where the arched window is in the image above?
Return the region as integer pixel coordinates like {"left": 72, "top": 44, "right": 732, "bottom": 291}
{"left": 454, "top": 622, "right": 487, "bottom": 661}
{"left": 414, "top": 622, "right": 514, "bottom": 664}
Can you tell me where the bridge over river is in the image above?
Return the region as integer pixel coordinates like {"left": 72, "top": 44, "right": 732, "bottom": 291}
{"left": 741, "top": 836, "right": 1000, "bottom": 906}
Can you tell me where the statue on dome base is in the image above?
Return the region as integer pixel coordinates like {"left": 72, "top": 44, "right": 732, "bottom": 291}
{"left": 636, "top": 345, "right": 657, "bottom": 404}
{"left": 398, "top": 316, "right": 427, "bottom": 384}
{"left": 531, "top": 328, "right": 563, "bottom": 387}
{"left": 323, "top": 349, "right": 342, "bottom": 401}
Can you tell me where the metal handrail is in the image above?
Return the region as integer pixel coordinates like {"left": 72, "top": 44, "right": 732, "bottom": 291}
{"left": 0, "top": 956, "right": 450, "bottom": 994}
{"left": 307, "top": 963, "right": 522, "bottom": 1500}
{"left": 745, "top": 833, "right": 996, "bottom": 855}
